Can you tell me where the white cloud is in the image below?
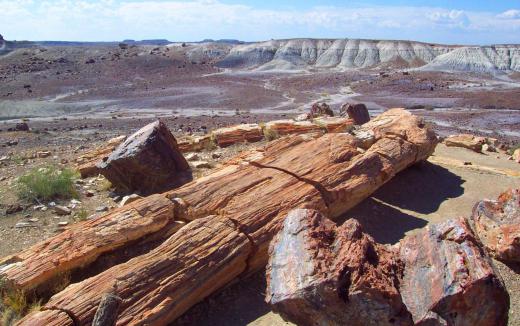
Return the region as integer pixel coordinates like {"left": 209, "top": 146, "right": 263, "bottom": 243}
{"left": 0, "top": 1, "right": 519, "bottom": 44}
{"left": 497, "top": 9, "right": 520, "bottom": 19}
{"left": 427, "top": 10, "right": 470, "bottom": 27}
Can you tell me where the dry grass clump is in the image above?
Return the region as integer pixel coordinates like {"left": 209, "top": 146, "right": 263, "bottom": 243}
{"left": 263, "top": 128, "right": 280, "bottom": 141}
{"left": 16, "top": 165, "right": 79, "bottom": 202}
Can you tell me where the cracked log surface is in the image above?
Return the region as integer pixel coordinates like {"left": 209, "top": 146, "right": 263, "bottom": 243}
{"left": 0, "top": 194, "right": 177, "bottom": 292}
{"left": 12, "top": 109, "right": 437, "bottom": 325}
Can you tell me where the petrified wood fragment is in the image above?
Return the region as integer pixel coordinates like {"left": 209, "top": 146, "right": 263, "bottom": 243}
{"left": 266, "top": 209, "right": 412, "bottom": 326}
{"left": 399, "top": 218, "right": 509, "bottom": 326}
{"left": 212, "top": 123, "right": 264, "bottom": 147}
{"left": 468, "top": 188, "right": 520, "bottom": 262}
{"left": 340, "top": 103, "right": 370, "bottom": 125}
{"left": 267, "top": 212, "right": 509, "bottom": 326}
{"left": 97, "top": 120, "right": 191, "bottom": 195}
{"left": 12, "top": 109, "right": 437, "bottom": 325}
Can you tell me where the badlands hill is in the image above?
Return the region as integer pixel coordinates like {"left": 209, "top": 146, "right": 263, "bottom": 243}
{"left": 215, "top": 38, "right": 520, "bottom": 74}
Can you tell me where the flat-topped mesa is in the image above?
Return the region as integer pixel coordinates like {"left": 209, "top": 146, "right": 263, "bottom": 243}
{"left": 97, "top": 120, "right": 192, "bottom": 195}
{"left": 13, "top": 109, "right": 437, "bottom": 325}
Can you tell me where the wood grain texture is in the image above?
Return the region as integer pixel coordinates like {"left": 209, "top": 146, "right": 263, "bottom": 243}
{"left": 14, "top": 109, "right": 437, "bottom": 325}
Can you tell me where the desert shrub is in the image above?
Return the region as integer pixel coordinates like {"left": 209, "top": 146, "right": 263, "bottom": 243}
{"left": 0, "top": 280, "right": 26, "bottom": 326}
{"left": 74, "top": 208, "right": 89, "bottom": 222}
{"left": 507, "top": 143, "right": 520, "bottom": 155}
{"left": 16, "top": 165, "right": 79, "bottom": 201}
{"left": 263, "top": 128, "right": 280, "bottom": 141}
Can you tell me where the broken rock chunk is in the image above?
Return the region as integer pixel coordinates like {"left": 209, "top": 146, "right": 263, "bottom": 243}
{"left": 399, "top": 217, "right": 509, "bottom": 326}
{"left": 443, "top": 134, "right": 486, "bottom": 152}
{"left": 97, "top": 120, "right": 191, "bottom": 195}
{"left": 468, "top": 188, "right": 520, "bottom": 262}
{"left": 266, "top": 209, "right": 412, "bottom": 326}
{"left": 340, "top": 103, "right": 370, "bottom": 125}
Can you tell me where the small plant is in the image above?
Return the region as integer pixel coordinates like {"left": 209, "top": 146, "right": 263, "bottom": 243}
{"left": 0, "top": 278, "right": 27, "bottom": 326}
{"left": 16, "top": 165, "right": 79, "bottom": 202}
{"left": 98, "top": 178, "right": 113, "bottom": 191}
{"left": 507, "top": 143, "right": 520, "bottom": 155}
{"left": 75, "top": 208, "right": 89, "bottom": 222}
{"left": 263, "top": 128, "right": 280, "bottom": 141}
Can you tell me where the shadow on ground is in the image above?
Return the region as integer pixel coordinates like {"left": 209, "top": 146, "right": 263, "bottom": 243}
{"left": 338, "top": 161, "right": 465, "bottom": 243}
{"left": 171, "top": 270, "right": 273, "bottom": 326}
{"left": 170, "top": 162, "right": 467, "bottom": 325}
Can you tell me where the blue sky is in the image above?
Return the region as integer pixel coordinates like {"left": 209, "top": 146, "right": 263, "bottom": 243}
{"left": 1, "top": 0, "right": 520, "bottom": 44}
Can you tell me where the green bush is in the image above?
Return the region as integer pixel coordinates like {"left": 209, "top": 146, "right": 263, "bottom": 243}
{"left": 17, "top": 165, "right": 79, "bottom": 201}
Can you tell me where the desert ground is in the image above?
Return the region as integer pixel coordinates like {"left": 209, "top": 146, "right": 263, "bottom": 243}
{"left": 0, "top": 39, "right": 519, "bottom": 325}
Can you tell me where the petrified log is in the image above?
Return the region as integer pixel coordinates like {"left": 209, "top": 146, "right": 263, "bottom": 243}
{"left": 0, "top": 194, "right": 178, "bottom": 292}
{"left": 468, "top": 188, "right": 520, "bottom": 262}
{"left": 400, "top": 217, "right": 509, "bottom": 325}
{"left": 15, "top": 109, "right": 437, "bottom": 325}
{"left": 177, "top": 134, "right": 212, "bottom": 152}
{"left": 19, "top": 216, "right": 252, "bottom": 326}
{"left": 266, "top": 209, "right": 412, "bottom": 326}
{"left": 212, "top": 123, "right": 264, "bottom": 147}
{"left": 267, "top": 211, "right": 509, "bottom": 326}
{"left": 443, "top": 134, "right": 486, "bottom": 152}
{"left": 97, "top": 120, "right": 191, "bottom": 195}
{"left": 264, "top": 119, "right": 322, "bottom": 136}
{"left": 313, "top": 116, "right": 354, "bottom": 133}
{"left": 340, "top": 103, "right": 370, "bottom": 125}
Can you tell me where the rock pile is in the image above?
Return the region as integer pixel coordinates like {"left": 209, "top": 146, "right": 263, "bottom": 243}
{"left": 266, "top": 187, "right": 520, "bottom": 326}
{"left": 97, "top": 120, "right": 191, "bottom": 195}
{"left": 309, "top": 102, "right": 334, "bottom": 118}
{"left": 267, "top": 209, "right": 510, "bottom": 326}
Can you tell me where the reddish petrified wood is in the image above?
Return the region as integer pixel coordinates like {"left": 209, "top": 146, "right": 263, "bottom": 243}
{"left": 468, "top": 188, "right": 520, "bottom": 262}
{"left": 13, "top": 109, "right": 437, "bottom": 325}
{"left": 399, "top": 218, "right": 509, "bottom": 326}
{"left": 266, "top": 209, "right": 412, "bottom": 326}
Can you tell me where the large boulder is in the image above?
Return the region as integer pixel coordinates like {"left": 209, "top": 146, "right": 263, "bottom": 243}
{"left": 340, "top": 103, "right": 370, "bottom": 125}
{"left": 468, "top": 188, "right": 520, "bottom": 262}
{"left": 266, "top": 209, "right": 413, "bottom": 326}
{"left": 443, "top": 134, "right": 486, "bottom": 152}
{"left": 399, "top": 217, "right": 509, "bottom": 326}
{"left": 97, "top": 121, "right": 191, "bottom": 195}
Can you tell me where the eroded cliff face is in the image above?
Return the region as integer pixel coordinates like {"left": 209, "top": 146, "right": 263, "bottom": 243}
{"left": 216, "top": 38, "right": 520, "bottom": 73}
